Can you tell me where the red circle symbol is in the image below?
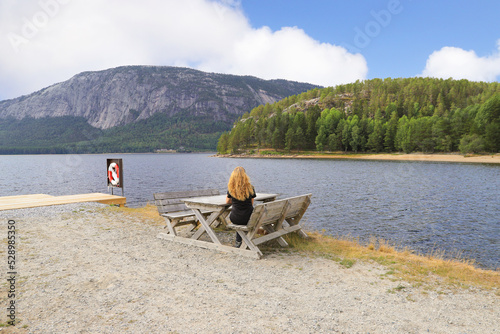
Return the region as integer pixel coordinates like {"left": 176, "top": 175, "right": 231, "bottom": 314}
{"left": 108, "top": 162, "right": 120, "bottom": 186}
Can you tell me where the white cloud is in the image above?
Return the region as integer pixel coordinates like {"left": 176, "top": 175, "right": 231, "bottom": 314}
{"left": 0, "top": 0, "right": 367, "bottom": 100}
{"left": 200, "top": 26, "right": 367, "bottom": 85}
{"left": 420, "top": 40, "right": 500, "bottom": 82}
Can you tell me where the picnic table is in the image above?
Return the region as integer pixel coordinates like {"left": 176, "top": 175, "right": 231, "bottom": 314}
{"left": 157, "top": 192, "right": 311, "bottom": 258}
{"left": 182, "top": 193, "right": 278, "bottom": 244}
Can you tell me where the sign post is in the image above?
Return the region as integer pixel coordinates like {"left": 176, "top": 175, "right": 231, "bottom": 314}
{"left": 107, "top": 159, "right": 123, "bottom": 196}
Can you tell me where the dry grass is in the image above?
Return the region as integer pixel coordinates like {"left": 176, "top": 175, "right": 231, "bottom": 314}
{"left": 283, "top": 231, "right": 500, "bottom": 291}
{"left": 106, "top": 203, "right": 165, "bottom": 226}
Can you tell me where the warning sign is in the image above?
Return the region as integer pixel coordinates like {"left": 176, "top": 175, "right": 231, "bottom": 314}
{"left": 107, "top": 159, "right": 123, "bottom": 188}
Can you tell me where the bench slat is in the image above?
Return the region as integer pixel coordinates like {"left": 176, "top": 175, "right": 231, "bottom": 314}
{"left": 162, "top": 209, "right": 213, "bottom": 219}
{"left": 284, "top": 196, "right": 309, "bottom": 217}
{"left": 156, "top": 203, "right": 188, "bottom": 213}
{"left": 246, "top": 199, "right": 287, "bottom": 229}
{"left": 155, "top": 198, "right": 191, "bottom": 206}
{"left": 154, "top": 189, "right": 219, "bottom": 200}
{"left": 154, "top": 189, "right": 220, "bottom": 211}
{"left": 252, "top": 224, "right": 302, "bottom": 246}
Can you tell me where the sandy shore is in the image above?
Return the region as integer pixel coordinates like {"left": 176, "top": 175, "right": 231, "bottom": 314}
{"left": 220, "top": 153, "right": 500, "bottom": 164}
{"left": 1, "top": 203, "right": 499, "bottom": 333}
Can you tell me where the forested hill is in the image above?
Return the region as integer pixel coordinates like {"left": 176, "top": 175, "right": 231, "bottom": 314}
{"left": 217, "top": 78, "right": 500, "bottom": 154}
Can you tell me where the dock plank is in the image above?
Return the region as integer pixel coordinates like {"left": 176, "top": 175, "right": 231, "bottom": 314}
{"left": 0, "top": 193, "right": 126, "bottom": 211}
{"left": 0, "top": 194, "right": 54, "bottom": 202}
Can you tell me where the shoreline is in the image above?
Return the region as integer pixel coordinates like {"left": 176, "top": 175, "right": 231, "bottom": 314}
{"left": 217, "top": 152, "right": 500, "bottom": 164}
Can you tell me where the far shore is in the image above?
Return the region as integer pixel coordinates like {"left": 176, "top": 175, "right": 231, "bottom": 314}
{"left": 217, "top": 152, "right": 500, "bottom": 164}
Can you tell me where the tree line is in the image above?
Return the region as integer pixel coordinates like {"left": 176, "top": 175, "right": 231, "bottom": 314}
{"left": 217, "top": 77, "right": 500, "bottom": 154}
{"left": 0, "top": 113, "right": 227, "bottom": 154}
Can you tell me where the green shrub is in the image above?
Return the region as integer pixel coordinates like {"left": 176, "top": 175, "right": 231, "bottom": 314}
{"left": 459, "top": 134, "right": 485, "bottom": 154}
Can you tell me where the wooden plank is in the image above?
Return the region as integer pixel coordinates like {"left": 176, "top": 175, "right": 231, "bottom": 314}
{"left": 61, "top": 193, "right": 126, "bottom": 206}
{"left": 274, "top": 201, "right": 291, "bottom": 231}
{"left": 163, "top": 210, "right": 198, "bottom": 219}
{"left": 283, "top": 195, "right": 311, "bottom": 239}
{"left": 154, "top": 189, "right": 219, "bottom": 200}
{"left": 156, "top": 198, "right": 190, "bottom": 206}
{"left": 245, "top": 205, "right": 266, "bottom": 229}
{"left": 0, "top": 193, "right": 126, "bottom": 211}
{"left": 246, "top": 199, "right": 287, "bottom": 229}
{"left": 157, "top": 203, "right": 188, "bottom": 212}
{"left": 270, "top": 201, "right": 292, "bottom": 247}
{"left": 0, "top": 194, "right": 54, "bottom": 202}
{"left": 284, "top": 194, "right": 312, "bottom": 219}
{"left": 252, "top": 224, "right": 303, "bottom": 246}
{"left": 184, "top": 201, "right": 230, "bottom": 212}
{"left": 95, "top": 197, "right": 126, "bottom": 206}
{"left": 156, "top": 233, "right": 261, "bottom": 259}
{"left": 0, "top": 194, "right": 55, "bottom": 206}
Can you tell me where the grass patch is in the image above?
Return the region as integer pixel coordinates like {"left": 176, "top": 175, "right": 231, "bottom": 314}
{"left": 259, "top": 150, "right": 286, "bottom": 156}
{"left": 388, "top": 284, "right": 407, "bottom": 294}
{"left": 283, "top": 231, "right": 500, "bottom": 291}
{"left": 105, "top": 204, "right": 165, "bottom": 226}
{"left": 339, "top": 258, "right": 356, "bottom": 268}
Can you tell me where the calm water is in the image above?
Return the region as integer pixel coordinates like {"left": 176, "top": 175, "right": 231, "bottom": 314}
{"left": 1, "top": 153, "right": 499, "bottom": 269}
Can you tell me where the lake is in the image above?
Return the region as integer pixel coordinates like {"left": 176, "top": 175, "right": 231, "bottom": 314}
{"left": 0, "top": 153, "right": 498, "bottom": 269}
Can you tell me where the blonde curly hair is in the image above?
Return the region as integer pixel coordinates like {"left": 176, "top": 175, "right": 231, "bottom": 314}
{"left": 227, "top": 166, "right": 254, "bottom": 201}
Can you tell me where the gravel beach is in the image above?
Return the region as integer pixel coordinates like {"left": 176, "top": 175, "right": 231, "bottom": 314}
{"left": 1, "top": 203, "right": 498, "bottom": 333}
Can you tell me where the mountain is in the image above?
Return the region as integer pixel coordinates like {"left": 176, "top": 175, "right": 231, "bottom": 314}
{"left": 0, "top": 66, "right": 320, "bottom": 153}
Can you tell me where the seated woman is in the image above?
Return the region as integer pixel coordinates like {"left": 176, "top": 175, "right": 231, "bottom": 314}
{"left": 226, "top": 166, "right": 256, "bottom": 248}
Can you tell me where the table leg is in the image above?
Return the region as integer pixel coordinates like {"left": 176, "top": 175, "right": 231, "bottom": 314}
{"left": 218, "top": 210, "right": 230, "bottom": 227}
{"left": 191, "top": 208, "right": 223, "bottom": 245}
{"left": 164, "top": 217, "right": 177, "bottom": 235}
{"left": 285, "top": 218, "right": 308, "bottom": 238}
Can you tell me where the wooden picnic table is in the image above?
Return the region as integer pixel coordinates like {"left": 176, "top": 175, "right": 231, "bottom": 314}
{"left": 157, "top": 192, "right": 312, "bottom": 258}
{"left": 182, "top": 193, "right": 278, "bottom": 244}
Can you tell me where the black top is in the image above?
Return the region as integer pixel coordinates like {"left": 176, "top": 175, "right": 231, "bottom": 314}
{"left": 227, "top": 188, "right": 256, "bottom": 225}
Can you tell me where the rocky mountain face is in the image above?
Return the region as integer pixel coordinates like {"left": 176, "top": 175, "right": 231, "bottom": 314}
{"left": 0, "top": 66, "right": 319, "bottom": 129}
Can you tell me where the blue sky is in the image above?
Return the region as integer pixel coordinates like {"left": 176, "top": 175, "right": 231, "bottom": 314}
{"left": 241, "top": 0, "right": 500, "bottom": 79}
{"left": 0, "top": 0, "right": 499, "bottom": 101}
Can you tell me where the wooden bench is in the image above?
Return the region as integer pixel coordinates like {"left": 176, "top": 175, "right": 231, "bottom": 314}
{"left": 226, "top": 193, "right": 312, "bottom": 258}
{"left": 153, "top": 189, "right": 220, "bottom": 235}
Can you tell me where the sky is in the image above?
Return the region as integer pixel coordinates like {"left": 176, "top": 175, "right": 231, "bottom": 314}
{"left": 1, "top": 0, "right": 499, "bottom": 101}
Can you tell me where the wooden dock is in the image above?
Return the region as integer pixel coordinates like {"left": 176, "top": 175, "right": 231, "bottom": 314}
{"left": 0, "top": 193, "right": 126, "bottom": 211}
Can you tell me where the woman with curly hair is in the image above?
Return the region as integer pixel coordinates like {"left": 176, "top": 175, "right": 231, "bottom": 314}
{"left": 226, "top": 166, "right": 256, "bottom": 247}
